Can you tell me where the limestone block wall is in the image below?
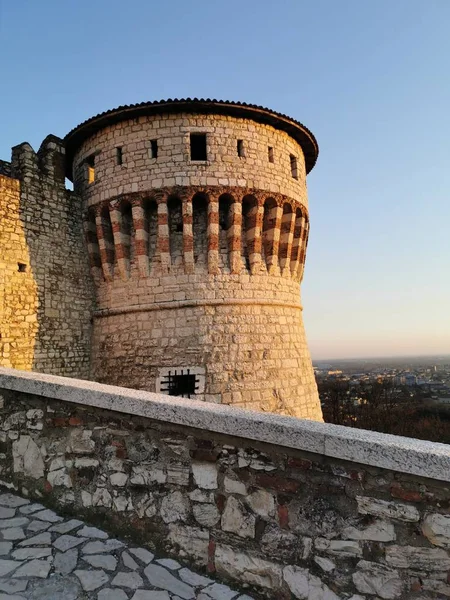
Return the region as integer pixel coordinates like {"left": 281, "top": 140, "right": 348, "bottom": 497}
{"left": 72, "top": 113, "right": 308, "bottom": 208}
{"left": 68, "top": 107, "right": 319, "bottom": 417}
{"left": 0, "top": 138, "right": 94, "bottom": 377}
{"left": 0, "top": 176, "right": 38, "bottom": 369}
{"left": 2, "top": 368, "right": 450, "bottom": 600}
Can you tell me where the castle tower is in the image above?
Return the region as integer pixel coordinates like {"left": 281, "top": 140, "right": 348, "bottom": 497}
{"left": 65, "top": 99, "right": 322, "bottom": 420}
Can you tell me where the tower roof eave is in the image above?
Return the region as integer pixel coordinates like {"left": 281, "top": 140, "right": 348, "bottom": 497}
{"left": 63, "top": 98, "right": 319, "bottom": 180}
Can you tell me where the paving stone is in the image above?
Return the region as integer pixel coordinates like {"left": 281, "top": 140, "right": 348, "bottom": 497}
{"left": 0, "top": 543, "right": 12, "bottom": 556}
{"left": 49, "top": 519, "right": 83, "bottom": 534}
{"left": 54, "top": 548, "right": 78, "bottom": 574}
{"left": 13, "top": 558, "right": 52, "bottom": 578}
{"left": 19, "top": 503, "right": 44, "bottom": 515}
{"left": 0, "top": 517, "right": 29, "bottom": 529}
{"left": 0, "top": 559, "right": 23, "bottom": 576}
{"left": 129, "top": 547, "right": 155, "bottom": 564}
{"left": 178, "top": 567, "right": 213, "bottom": 587}
{"left": 156, "top": 558, "right": 182, "bottom": 570}
{"left": 25, "top": 574, "right": 81, "bottom": 600}
{"left": 144, "top": 564, "right": 195, "bottom": 599}
{"left": 0, "top": 507, "right": 16, "bottom": 519}
{"left": 98, "top": 589, "right": 129, "bottom": 600}
{"left": 0, "top": 578, "right": 28, "bottom": 593}
{"left": 53, "top": 534, "right": 86, "bottom": 552}
{"left": 131, "top": 593, "right": 171, "bottom": 600}
{"left": 1, "top": 527, "right": 25, "bottom": 540}
{"left": 204, "top": 583, "right": 239, "bottom": 599}
{"left": 84, "top": 553, "right": 117, "bottom": 571}
{"left": 19, "top": 532, "right": 51, "bottom": 546}
{"left": 112, "top": 571, "right": 144, "bottom": 589}
{"left": 122, "top": 550, "right": 139, "bottom": 570}
{"left": 12, "top": 547, "right": 52, "bottom": 560}
{"left": 77, "top": 525, "right": 108, "bottom": 539}
{"left": 0, "top": 494, "right": 29, "bottom": 508}
{"left": 75, "top": 569, "right": 109, "bottom": 591}
{"left": 82, "top": 539, "right": 124, "bottom": 554}
{"left": 27, "top": 520, "right": 50, "bottom": 533}
{"left": 0, "top": 593, "right": 26, "bottom": 600}
{"left": 33, "top": 509, "right": 63, "bottom": 523}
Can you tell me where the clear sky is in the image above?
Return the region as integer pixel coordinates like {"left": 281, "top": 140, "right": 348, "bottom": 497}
{"left": 0, "top": 0, "right": 449, "bottom": 359}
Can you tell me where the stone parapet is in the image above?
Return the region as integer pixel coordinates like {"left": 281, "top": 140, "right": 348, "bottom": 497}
{"left": 1, "top": 368, "right": 450, "bottom": 599}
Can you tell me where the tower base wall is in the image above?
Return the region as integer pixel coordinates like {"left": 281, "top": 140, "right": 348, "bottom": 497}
{"left": 91, "top": 275, "right": 321, "bottom": 420}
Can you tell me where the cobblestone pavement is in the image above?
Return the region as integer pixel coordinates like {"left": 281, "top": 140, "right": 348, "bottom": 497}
{"left": 0, "top": 492, "right": 254, "bottom": 600}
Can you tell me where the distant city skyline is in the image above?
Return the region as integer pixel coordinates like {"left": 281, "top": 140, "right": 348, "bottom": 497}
{"left": 0, "top": 0, "right": 448, "bottom": 359}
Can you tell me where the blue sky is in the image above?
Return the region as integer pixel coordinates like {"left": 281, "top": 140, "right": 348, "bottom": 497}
{"left": 1, "top": 0, "right": 449, "bottom": 359}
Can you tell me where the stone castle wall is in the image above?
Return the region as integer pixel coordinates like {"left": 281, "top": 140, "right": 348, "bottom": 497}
{"left": 70, "top": 112, "right": 320, "bottom": 418}
{"left": 72, "top": 113, "right": 308, "bottom": 207}
{"left": 2, "top": 368, "right": 450, "bottom": 600}
{"left": 0, "top": 138, "right": 93, "bottom": 377}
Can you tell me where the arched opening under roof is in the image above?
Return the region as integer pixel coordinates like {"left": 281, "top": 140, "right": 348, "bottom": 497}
{"left": 192, "top": 192, "right": 208, "bottom": 268}
{"left": 168, "top": 196, "right": 183, "bottom": 268}
{"left": 143, "top": 198, "right": 158, "bottom": 269}
{"left": 242, "top": 195, "right": 259, "bottom": 273}
{"left": 218, "top": 193, "right": 233, "bottom": 272}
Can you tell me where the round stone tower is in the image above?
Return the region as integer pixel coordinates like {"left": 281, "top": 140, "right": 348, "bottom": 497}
{"left": 65, "top": 99, "right": 322, "bottom": 420}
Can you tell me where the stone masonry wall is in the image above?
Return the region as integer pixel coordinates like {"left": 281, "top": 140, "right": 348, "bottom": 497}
{"left": 71, "top": 109, "right": 320, "bottom": 418}
{"left": 1, "top": 371, "right": 450, "bottom": 600}
{"left": 72, "top": 113, "right": 308, "bottom": 208}
{"left": 0, "top": 138, "right": 94, "bottom": 377}
{"left": 92, "top": 284, "right": 319, "bottom": 418}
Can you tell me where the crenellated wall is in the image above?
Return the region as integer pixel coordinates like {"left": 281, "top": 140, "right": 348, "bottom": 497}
{"left": 1, "top": 368, "right": 450, "bottom": 600}
{"left": 0, "top": 138, "right": 94, "bottom": 377}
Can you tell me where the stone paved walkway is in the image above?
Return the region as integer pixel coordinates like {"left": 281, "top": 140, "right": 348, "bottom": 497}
{"left": 0, "top": 492, "right": 254, "bottom": 600}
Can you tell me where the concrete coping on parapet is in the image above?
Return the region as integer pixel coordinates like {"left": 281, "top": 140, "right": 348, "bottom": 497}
{"left": 1, "top": 367, "right": 450, "bottom": 483}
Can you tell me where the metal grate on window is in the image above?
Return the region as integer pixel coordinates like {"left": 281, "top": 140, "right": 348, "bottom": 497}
{"left": 159, "top": 368, "right": 200, "bottom": 398}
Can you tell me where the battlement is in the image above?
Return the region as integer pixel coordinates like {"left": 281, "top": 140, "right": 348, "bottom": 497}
{"left": 9, "top": 135, "right": 65, "bottom": 185}
{"left": 0, "top": 159, "right": 11, "bottom": 177}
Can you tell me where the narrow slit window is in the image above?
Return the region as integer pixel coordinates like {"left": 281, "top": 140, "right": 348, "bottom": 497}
{"left": 290, "top": 154, "right": 298, "bottom": 179}
{"left": 237, "top": 139, "right": 245, "bottom": 158}
{"left": 190, "top": 133, "right": 207, "bottom": 161}
{"left": 268, "top": 146, "right": 274, "bottom": 163}
{"left": 86, "top": 155, "right": 95, "bottom": 184}
{"left": 150, "top": 139, "right": 158, "bottom": 159}
{"left": 116, "top": 147, "right": 123, "bottom": 165}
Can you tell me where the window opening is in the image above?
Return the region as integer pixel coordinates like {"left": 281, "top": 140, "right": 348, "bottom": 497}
{"left": 160, "top": 368, "right": 199, "bottom": 398}
{"left": 290, "top": 154, "right": 298, "bottom": 179}
{"left": 268, "top": 147, "right": 274, "bottom": 163}
{"left": 17, "top": 263, "right": 27, "bottom": 273}
{"left": 116, "top": 147, "right": 123, "bottom": 165}
{"left": 86, "top": 155, "right": 95, "bottom": 184}
{"left": 190, "top": 133, "right": 207, "bottom": 161}
{"left": 150, "top": 139, "right": 158, "bottom": 159}
{"left": 237, "top": 139, "right": 245, "bottom": 158}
